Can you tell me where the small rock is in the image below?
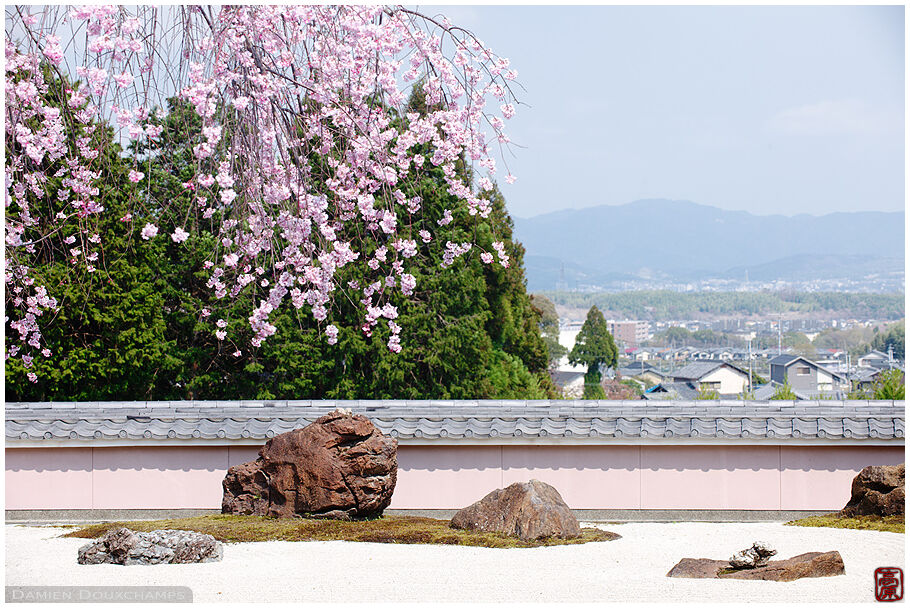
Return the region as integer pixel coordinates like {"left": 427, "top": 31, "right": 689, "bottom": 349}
{"left": 78, "top": 528, "right": 223, "bottom": 565}
{"left": 729, "top": 541, "right": 777, "bottom": 569}
{"left": 450, "top": 479, "right": 580, "bottom": 540}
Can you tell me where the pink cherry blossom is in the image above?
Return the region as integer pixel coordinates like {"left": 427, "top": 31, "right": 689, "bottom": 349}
{"left": 6, "top": 5, "right": 522, "bottom": 373}
{"left": 140, "top": 223, "right": 158, "bottom": 240}
{"left": 112, "top": 72, "right": 133, "bottom": 88}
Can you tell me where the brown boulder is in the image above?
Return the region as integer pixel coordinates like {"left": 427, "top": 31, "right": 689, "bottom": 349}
{"left": 840, "top": 463, "right": 905, "bottom": 517}
{"left": 450, "top": 479, "right": 580, "bottom": 540}
{"left": 222, "top": 411, "right": 397, "bottom": 519}
{"left": 667, "top": 551, "right": 845, "bottom": 581}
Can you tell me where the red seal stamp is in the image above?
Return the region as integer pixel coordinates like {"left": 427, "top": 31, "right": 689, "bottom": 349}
{"left": 875, "top": 567, "right": 903, "bottom": 602}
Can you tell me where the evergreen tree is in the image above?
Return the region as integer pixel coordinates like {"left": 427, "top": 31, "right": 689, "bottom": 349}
{"left": 872, "top": 369, "right": 905, "bottom": 400}
{"left": 568, "top": 305, "right": 617, "bottom": 399}
{"left": 6, "top": 75, "right": 182, "bottom": 400}
{"left": 769, "top": 381, "right": 797, "bottom": 400}
{"left": 870, "top": 321, "right": 904, "bottom": 360}
{"left": 8, "top": 91, "right": 556, "bottom": 400}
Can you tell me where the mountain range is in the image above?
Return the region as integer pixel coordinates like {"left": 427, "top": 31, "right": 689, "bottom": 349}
{"left": 512, "top": 199, "right": 904, "bottom": 291}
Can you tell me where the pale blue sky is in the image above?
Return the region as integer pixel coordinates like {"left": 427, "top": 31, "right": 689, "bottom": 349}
{"left": 424, "top": 5, "right": 905, "bottom": 218}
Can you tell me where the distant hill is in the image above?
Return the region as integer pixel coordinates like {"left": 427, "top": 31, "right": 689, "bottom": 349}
{"left": 723, "top": 254, "right": 905, "bottom": 282}
{"left": 513, "top": 199, "right": 904, "bottom": 291}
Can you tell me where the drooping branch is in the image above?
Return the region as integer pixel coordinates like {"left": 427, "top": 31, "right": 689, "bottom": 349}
{"left": 5, "top": 5, "right": 521, "bottom": 379}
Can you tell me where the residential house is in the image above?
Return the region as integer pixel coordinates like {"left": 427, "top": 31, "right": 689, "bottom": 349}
{"left": 857, "top": 350, "right": 893, "bottom": 369}
{"left": 616, "top": 362, "right": 667, "bottom": 386}
{"left": 849, "top": 367, "right": 884, "bottom": 392}
{"left": 671, "top": 361, "right": 752, "bottom": 395}
{"left": 642, "top": 382, "right": 698, "bottom": 400}
{"left": 768, "top": 354, "right": 848, "bottom": 394}
{"left": 549, "top": 370, "right": 585, "bottom": 399}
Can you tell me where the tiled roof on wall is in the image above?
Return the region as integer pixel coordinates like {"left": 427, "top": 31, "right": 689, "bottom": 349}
{"left": 6, "top": 400, "right": 904, "bottom": 443}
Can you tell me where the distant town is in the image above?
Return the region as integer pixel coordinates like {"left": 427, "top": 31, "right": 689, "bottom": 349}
{"left": 553, "top": 273, "right": 905, "bottom": 295}
{"left": 549, "top": 304, "right": 904, "bottom": 401}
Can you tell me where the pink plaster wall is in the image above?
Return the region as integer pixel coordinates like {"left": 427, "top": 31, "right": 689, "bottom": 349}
{"left": 640, "top": 445, "right": 781, "bottom": 510}
{"left": 5, "top": 444, "right": 906, "bottom": 511}
{"left": 91, "top": 447, "right": 229, "bottom": 509}
{"left": 779, "top": 445, "right": 905, "bottom": 510}
{"left": 6, "top": 447, "right": 93, "bottom": 510}
{"left": 391, "top": 445, "right": 502, "bottom": 509}
{"left": 228, "top": 446, "right": 260, "bottom": 467}
{"left": 501, "top": 445, "right": 641, "bottom": 509}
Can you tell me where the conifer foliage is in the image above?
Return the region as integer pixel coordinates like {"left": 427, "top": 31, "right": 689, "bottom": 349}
{"left": 6, "top": 93, "right": 555, "bottom": 400}
{"left": 568, "top": 305, "right": 618, "bottom": 399}
{"left": 5, "top": 6, "right": 523, "bottom": 380}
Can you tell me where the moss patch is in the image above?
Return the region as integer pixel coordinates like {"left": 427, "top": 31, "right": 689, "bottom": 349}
{"left": 63, "top": 514, "right": 621, "bottom": 548}
{"left": 785, "top": 513, "right": 904, "bottom": 534}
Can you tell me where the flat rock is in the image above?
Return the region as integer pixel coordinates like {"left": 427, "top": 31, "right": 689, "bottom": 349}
{"left": 78, "top": 528, "right": 223, "bottom": 565}
{"left": 840, "top": 463, "right": 905, "bottom": 517}
{"left": 450, "top": 479, "right": 580, "bottom": 540}
{"left": 667, "top": 551, "right": 845, "bottom": 582}
{"left": 222, "top": 411, "right": 397, "bottom": 519}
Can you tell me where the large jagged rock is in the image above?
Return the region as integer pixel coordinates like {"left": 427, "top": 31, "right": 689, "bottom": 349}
{"left": 667, "top": 551, "right": 845, "bottom": 582}
{"left": 450, "top": 479, "right": 580, "bottom": 540}
{"left": 729, "top": 541, "right": 777, "bottom": 569}
{"left": 222, "top": 410, "right": 397, "bottom": 519}
{"left": 78, "top": 528, "right": 222, "bottom": 565}
{"left": 840, "top": 463, "right": 905, "bottom": 517}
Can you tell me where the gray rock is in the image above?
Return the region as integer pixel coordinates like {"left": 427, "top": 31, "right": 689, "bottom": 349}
{"left": 729, "top": 541, "right": 777, "bottom": 569}
{"left": 78, "top": 528, "right": 223, "bottom": 565}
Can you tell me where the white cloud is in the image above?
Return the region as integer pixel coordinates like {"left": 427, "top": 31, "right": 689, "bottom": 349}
{"left": 766, "top": 99, "right": 901, "bottom": 136}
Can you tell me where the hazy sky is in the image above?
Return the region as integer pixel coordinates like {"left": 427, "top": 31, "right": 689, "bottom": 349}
{"left": 425, "top": 5, "right": 905, "bottom": 218}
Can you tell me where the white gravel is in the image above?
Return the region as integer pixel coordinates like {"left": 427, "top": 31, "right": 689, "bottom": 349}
{"left": 5, "top": 522, "right": 904, "bottom": 603}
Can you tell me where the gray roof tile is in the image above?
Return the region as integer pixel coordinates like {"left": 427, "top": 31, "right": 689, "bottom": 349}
{"left": 5, "top": 400, "right": 904, "bottom": 443}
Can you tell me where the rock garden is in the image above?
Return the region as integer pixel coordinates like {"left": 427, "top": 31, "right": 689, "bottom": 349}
{"left": 67, "top": 410, "right": 901, "bottom": 588}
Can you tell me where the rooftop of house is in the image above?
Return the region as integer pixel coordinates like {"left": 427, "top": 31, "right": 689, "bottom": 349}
{"left": 642, "top": 382, "right": 699, "bottom": 400}
{"left": 768, "top": 355, "right": 848, "bottom": 380}
{"left": 850, "top": 367, "right": 883, "bottom": 382}
{"left": 769, "top": 354, "right": 800, "bottom": 366}
{"left": 617, "top": 362, "right": 661, "bottom": 374}
{"left": 549, "top": 370, "right": 585, "bottom": 386}
{"left": 672, "top": 361, "right": 748, "bottom": 380}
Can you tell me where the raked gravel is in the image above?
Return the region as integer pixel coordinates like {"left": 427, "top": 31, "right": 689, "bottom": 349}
{"left": 5, "top": 521, "right": 904, "bottom": 602}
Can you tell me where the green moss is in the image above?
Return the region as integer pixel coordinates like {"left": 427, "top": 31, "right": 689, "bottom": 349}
{"left": 785, "top": 513, "right": 904, "bottom": 534}
{"left": 63, "top": 514, "right": 621, "bottom": 548}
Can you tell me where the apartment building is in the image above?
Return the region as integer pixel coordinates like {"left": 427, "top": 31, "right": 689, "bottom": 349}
{"left": 608, "top": 320, "right": 649, "bottom": 346}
